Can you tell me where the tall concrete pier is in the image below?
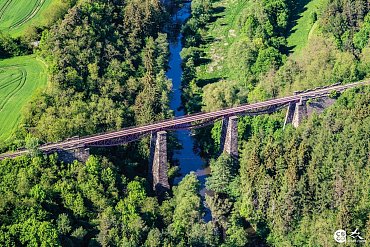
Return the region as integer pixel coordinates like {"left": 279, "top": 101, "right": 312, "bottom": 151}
{"left": 283, "top": 102, "right": 296, "bottom": 129}
{"left": 292, "top": 97, "right": 308, "bottom": 128}
{"left": 220, "top": 116, "right": 238, "bottom": 158}
{"left": 283, "top": 97, "right": 308, "bottom": 128}
{"left": 149, "top": 131, "right": 170, "bottom": 194}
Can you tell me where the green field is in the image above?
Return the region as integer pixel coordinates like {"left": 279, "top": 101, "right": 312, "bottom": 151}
{"left": 0, "top": 0, "right": 54, "bottom": 36}
{"left": 287, "top": 0, "right": 328, "bottom": 53}
{"left": 0, "top": 56, "right": 47, "bottom": 141}
{"left": 195, "top": 0, "right": 330, "bottom": 82}
{"left": 195, "top": 0, "right": 250, "bottom": 83}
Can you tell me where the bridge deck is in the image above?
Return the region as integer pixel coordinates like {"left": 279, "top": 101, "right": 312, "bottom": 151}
{"left": 0, "top": 81, "right": 368, "bottom": 160}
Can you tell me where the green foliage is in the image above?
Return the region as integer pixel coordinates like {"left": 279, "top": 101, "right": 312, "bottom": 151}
{"left": 238, "top": 87, "right": 370, "bottom": 245}
{"left": 191, "top": 0, "right": 213, "bottom": 27}
{"left": 25, "top": 134, "right": 40, "bottom": 157}
{"left": 202, "top": 80, "right": 247, "bottom": 112}
{"left": 181, "top": 0, "right": 291, "bottom": 115}
{"left": 354, "top": 13, "right": 370, "bottom": 49}
{"left": 144, "top": 228, "right": 162, "bottom": 247}
{"left": 206, "top": 154, "right": 238, "bottom": 195}
{"left": 57, "top": 214, "right": 72, "bottom": 235}
{"left": 224, "top": 212, "right": 249, "bottom": 246}
{"left": 0, "top": 31, "right": 29, "bottom": 58}
{"left": 358, "top": 46, "right": 370, "bottom": 76}
{"left": 182, "top": 80, "right": 202, "bottom": 114}
{"left": 169, "top": 173, "right": 202, "bottom": 238}
{"left": 321, "top": 0, "right": 369, "bottom": 51}
{"left": 166, "top": 173, "right": 219, "bottom": 246}
{"left": 329, "top": 90, "right": 341, "bottom": 99}
{"left": 22, "top": 0, "right": 169, "bottom": 144}
{"left": 262, "top": 36, "right": 362, "bottom": 96}
{"left": 1, "top": 0, "right": 369, "bottom": 246}
{"left": 252, "top": 46, "right": 284, "bottom": 75}
{"left": 0, "top": 155, "right": 164, "bottom": 246}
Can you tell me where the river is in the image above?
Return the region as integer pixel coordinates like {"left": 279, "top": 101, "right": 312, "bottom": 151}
{"left": 166, "top": 2, "right": 212, "bottom": 221}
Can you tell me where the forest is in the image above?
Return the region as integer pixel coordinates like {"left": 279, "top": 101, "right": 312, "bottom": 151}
{"left": 0, "top": 0, "right": 369, "bottom": 246}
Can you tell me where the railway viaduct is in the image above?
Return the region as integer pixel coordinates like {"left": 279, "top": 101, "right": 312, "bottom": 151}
{"left": 0, "top": 81, "right": 368, "bottom": 193}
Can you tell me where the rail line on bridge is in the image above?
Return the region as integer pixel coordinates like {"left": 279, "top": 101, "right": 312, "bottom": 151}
{"left": 0, "top": 80, "right": 368, "bottom": 160}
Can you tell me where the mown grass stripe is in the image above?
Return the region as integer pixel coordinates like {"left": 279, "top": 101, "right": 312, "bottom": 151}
{"left": 0, "top": 0, "right": 54, "bottom": 37}
{"left": 9, "top": 0, "right": 45, "bottom": 29}
{"left": 0, "top": 56, "right": 47, "bottom": 141}
{"left": 0, "top": 0, "right": 13, "bottom": 21}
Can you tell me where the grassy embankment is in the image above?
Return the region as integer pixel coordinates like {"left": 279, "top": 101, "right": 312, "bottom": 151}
{"left": 0, "top": 0, "right": 55, "bottom": 142}
{"left": 0, "top": 56, "right": 47, "bottom": 141}
{"left": 287, "top": 0, "right": 328, "bottom": 53}
{"left": 0, "top": 0, "right": 54, "bottom": 37}
{"left": 195, "top": 0, "right": 249, "bottom": 84}
{"left": 195, "top": 0, "right": 329, "bottom": 84}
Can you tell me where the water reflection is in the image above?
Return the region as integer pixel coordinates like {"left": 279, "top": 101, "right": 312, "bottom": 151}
{"left": 166, "top": 3, "right": 212, "bottom": 221}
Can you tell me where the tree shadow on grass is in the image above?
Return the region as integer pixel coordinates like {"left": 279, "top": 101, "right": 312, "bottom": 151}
{"left": 195, "top": 57, "right": 212, "bottom": 66}
{"left": 285, "top": 0, "right": 312, "bottom": 52}
{"left": 209, "top": 6, "right": 226, "bottom": 23}
{"left": 200, "top": 35, "right": 216, "bottom": 46}
{"left": 196, "top": 77, "right": 223, "bottom": 87}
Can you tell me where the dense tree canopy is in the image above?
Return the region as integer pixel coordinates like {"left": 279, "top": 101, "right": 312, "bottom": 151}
{"left": 1, "top": 0, "right": 369, "bottom": 246}
{"left": 19, "top": 0, "right": 169, "bottom": 143}
{"left": 179, "top": 1, "right": 370, "bottom": 245}
{"left": 238, "top": 86, "right": 370, "bottom": 245}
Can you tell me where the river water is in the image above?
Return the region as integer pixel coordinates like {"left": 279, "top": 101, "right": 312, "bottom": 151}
{"left": 166, "top": 2, "right": 211, "bottom": 221}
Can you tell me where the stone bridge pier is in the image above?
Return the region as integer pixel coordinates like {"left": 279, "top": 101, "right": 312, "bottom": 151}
{"left": 220, "top": 116, "right": 238, "bottom": 158}
{"left": 57, "top": 147, "right": 90, "bottom": 163}
{"left": 284, "top": 97, "right": 308, "bottom": 128}
{"left": 149, "top": 131, "right": 170, "bottom": 194}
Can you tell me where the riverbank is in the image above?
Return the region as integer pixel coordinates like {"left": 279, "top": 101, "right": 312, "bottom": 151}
{"left": 165, "top": 2, "right": 212, "bottom": 221}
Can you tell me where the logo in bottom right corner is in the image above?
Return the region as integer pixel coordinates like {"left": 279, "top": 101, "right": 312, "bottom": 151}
{"left": 334, "top": 228, "right": 366, "bottom": 244}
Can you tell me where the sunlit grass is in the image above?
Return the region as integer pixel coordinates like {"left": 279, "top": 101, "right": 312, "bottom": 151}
{"left": 287, "top": 0, "right": 328, "bottom": 53}
{"left": 0, "top": 55, "right": 47, "bottom": 141}
{"left": 0, "top": 0, "right": 55, "bottom": 37}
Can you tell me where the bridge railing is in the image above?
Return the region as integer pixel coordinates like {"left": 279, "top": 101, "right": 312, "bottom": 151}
{"left": 43, "top": 80, "right": 368, "bottom": 146}
{"left": 5, "top": 80, "right": 370, "bottom": 152}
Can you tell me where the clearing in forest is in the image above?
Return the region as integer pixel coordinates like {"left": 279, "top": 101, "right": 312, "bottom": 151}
{"left": 0, "top": 56, "right": 47, "bottom": 141}
{"left": 0, "top": 0, "right": 54, "bottom": 36}
{"left": 196, "top": 0, "right": 249, "bottom": 83}
{"left": 287, "top": 0, "right": 328, "bottom": 53}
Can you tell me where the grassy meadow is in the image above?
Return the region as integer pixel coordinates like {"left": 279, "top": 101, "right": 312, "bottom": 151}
{"left": 287, "top": 0, "right": 328, "bottom": 53}
{"left": 0, "top": 56, "right": 47, "bottom": 141}
{"left": 195, "top": 0, "right": 330, "bottom": 83}
{"left": 0, "top": 0, "right": 54, "bottom": 36}
{"left": 191, "top": 0, "right": 266, "bottom": 89}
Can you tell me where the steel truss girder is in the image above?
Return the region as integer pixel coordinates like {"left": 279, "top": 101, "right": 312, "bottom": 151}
{"left": 166, "top": 117, "right": 221, "bottom": 130}
{"left": 86, "top": 132, "right": 151, "bottom": 147}
{"left": 238, "top": 103, "right": 291, "bottom": 117}
{"left": 70, "top": 103, "right": 294, "bottom": 148}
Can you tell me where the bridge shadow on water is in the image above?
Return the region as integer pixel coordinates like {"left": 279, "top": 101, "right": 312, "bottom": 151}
{"left": 166, "top": 2, "right": 214, "bottom": 222}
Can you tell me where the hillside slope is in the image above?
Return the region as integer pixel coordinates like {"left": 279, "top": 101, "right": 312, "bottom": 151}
{"left": 0, "top": 56, "right": 47, "bottom": 141}
{"left": 287, "top": 0, "right": 328, "bottom": 53}
{"left": 239, "top": 86, "right": 370, "bottom": 245}
{"left": 0, "top": 0, "right": 55, "bottom": 36}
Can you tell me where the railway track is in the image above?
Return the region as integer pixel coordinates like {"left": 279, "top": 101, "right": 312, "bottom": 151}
{"left": 0, "top": 80, "right": 368, "bottom": 160}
